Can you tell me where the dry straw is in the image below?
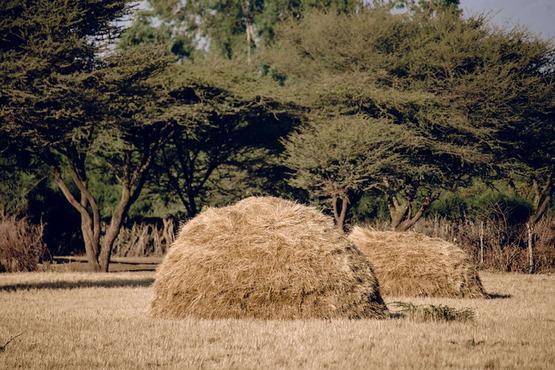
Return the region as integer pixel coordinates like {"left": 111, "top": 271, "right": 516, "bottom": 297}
{"left": 151, "top": 197, "right": 387, "bottom": 319}
{"left": 348, "top": 226, "right": 487, "bottom": 298}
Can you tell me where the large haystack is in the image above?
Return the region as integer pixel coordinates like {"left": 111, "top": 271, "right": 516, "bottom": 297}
{"left": 151, "top": 197, "right": 387, "bottom": 319}
{"left": 348, "top": 226, "right": 486, "bottom": 298}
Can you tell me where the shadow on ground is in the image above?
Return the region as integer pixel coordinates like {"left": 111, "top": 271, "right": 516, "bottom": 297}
{"left": 43, "top": 261, "right": 158, "bottom": 273}
{"left": 0, "top": 278, "right": 154, "bottom": 292}
{"left": 486, "top": 292, "right": 512, "bottom": 299}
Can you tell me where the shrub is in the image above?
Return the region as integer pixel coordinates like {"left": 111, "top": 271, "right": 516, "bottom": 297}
{"left": 427, "top": 189, "right": 533, "bottom": 225}
{"left": 0, "top": 211, "right": 46, "bottom": 272}
{"left": 427, "top": 194, "right": 468, "bottom": 220}
{"left": 389, "top": 302, "right": 475, "bottom": 323}
{"left": 350, "top": 194, "right": 390, "bottom": 224}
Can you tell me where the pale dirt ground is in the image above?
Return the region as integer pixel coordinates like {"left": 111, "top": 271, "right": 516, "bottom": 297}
{"left": 0, "top": 272, "right": 553, "bottom": 369}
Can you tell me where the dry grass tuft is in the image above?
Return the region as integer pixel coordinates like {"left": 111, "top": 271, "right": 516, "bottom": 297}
{"left": 151, "top": 196, "right": 386, "bottom": 319}
{"left": 348, "top": 226, "right": 487, "bottom": 298}
{"left": 389, "top": 302, "right": 475, "bottom": 323}
{"left": 0, "top": 211, "right": 46, "bottom": 272}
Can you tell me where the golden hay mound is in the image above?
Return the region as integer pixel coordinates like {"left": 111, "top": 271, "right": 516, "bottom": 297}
{"left": 151, "top": 197, "right": 386, "bottom": 319}
{"left": 348, "top": 226, "right": 487, "bottom": 298}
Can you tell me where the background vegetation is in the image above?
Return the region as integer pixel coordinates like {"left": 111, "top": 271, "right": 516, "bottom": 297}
{"left": 0, "top": 0, "right": 553, "bottom": 272}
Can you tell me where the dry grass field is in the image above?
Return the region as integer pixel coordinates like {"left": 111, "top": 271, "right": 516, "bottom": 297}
{"left": 0, "top": 272, "right": 554, "bottom": 369}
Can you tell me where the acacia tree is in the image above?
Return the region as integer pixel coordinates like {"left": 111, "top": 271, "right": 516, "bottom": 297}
{"left": 268, "top": 8, "right": 554, "bottom": 230}
{"left": 0, "top": 0, "right": 177, "bottom": 271}
{"left": 282, "top": 105, "right": 485, "bottom": 230}
{"left": 82, "top": 47, "right": 175, "bottom": 271}
{"left": 397, "top": 8, "right": 554, "bottom": 227}
{"left": 1, "top": 0, "right": 125, "bottom": 270}
{"left": 283, "top": 117, "right": 409, "bottom": 229}
{"left": 148, "top": 62, "right": 296, "bottom": 218}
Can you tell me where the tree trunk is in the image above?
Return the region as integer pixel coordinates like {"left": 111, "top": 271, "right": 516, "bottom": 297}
{"left": 54, "top": 172, "right": 102, "bottom": 271}
{"left": 332, "top": 195, "right": 349, "bottom": 231}
{"left": 388, "top": 196, "right": 410, "bottom": 231}
{"left": 242, "top": 0, "right": 254, "bottom": 63}
{"left": 530, "top": 192, "right": 551, "bottom": 226}
{"left": 338, "top": 195, "right": 349, "bottom": 231}
{"left": 81, "top": 219, "right": 101, "bottom": 272}
{"left": 53, "top": 126, "right": 169, "bottom": 272}
{"left": 389, "top": 195, "right": 433, "bottom": 232}
{"left": 528, "top": 175, "right": 552, "bottom": 226}
{"left": 186, "top": 186, "right": 199, "bottom": 218}
{"left": 56, "top": 171, "right": 136, "bottom": 272}
{"left": 99, "top": 186, "right": 132, "bottom": 272}
{"left": 98, "top": 148, "right": 155, "bottom": 271}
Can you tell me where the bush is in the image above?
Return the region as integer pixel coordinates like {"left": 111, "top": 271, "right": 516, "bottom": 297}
{"left": 389, "top": 302, "right": 475, "bottom": 323}
{"left": 350, "top": 194, "right": 390, "bottom": 224}
{"left": 427, "top": 194, "right": 468, "bottom": 220}
{"left": 0, "top": 211, "right": 46, "bottom": 272}
{"left": 467, "top": 192, "right": 532, "bottom": 225}
{"left": 427, "top": 189, "right": 533, "bottom": 225}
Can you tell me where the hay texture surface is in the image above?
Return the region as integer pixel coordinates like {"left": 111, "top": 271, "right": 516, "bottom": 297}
{"left": 151, "top": 197, "right": 386, "bottom": 319}
{"left": 348, "top": 227, "right": 486, "bottom": 298}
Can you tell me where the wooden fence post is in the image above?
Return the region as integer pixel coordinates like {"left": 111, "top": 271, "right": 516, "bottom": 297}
{"left": 479, "top": 220, "right": 484, "bottom": 265}
{"left": 527, "top": 223, "right": 534, "bottom": 274}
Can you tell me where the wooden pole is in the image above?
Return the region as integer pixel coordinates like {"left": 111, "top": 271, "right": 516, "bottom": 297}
{"left": 479, "top": 220, "right": 484, "bottom": 265}
{"left": 527, "top": 223, "right": 534, "bottom": 273}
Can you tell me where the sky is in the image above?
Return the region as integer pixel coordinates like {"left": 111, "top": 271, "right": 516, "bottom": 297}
{"left": 461, "top": 0, "right": 555, "bottom": 41}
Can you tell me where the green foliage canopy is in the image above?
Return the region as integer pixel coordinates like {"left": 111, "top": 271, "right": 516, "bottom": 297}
{"left": 267, "top": 8, "right": 553, "bottom": 228}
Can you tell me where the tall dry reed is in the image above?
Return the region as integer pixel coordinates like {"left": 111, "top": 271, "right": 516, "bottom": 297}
{"left": 111, "top": 218, "right": 175, "bottom": 257}
{"left": 0, "top": 211, "right": 46, "bottom": 272}
{"left": 365, "top": 215, "right": 554, "bottom": 273}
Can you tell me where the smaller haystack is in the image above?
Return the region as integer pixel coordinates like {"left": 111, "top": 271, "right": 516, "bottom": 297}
{"left": 151, "top": 197, "right": 387, "bottom": 319}
{"left": 348, "top": 227, "right": 486, "bottom": 298}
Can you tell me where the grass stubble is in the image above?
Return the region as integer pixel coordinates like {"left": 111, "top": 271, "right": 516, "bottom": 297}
{"left": 0, "top": 272, "right": 554, "bottom": 369}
